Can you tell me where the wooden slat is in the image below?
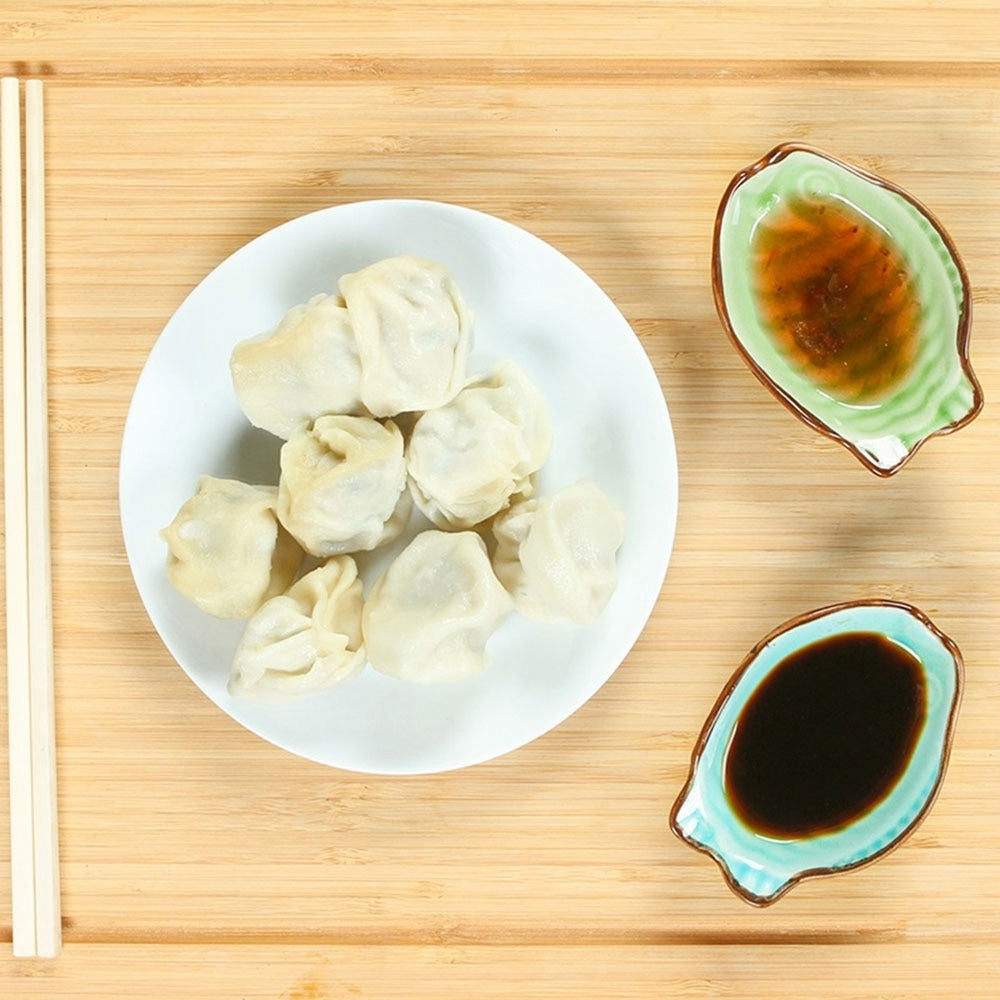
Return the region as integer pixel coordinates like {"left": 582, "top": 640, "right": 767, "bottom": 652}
{"left": 1, "top": 1, "right": 1000, "bottom": 67}
{"left": 3, "top": 943, "right": 1000, "bottom": 998}
{"left": 0, "top": 1, "right": 999, "bottom": 994}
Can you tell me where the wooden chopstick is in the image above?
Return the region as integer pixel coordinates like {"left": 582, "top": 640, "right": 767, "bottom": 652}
{"left": 2, "top": 74, "right": 37, "bottom": 959}
{"left": 1, "top": 76, "right": 60, "bottom": 958}
{"left": 25, "top": 78, "right": 61, "bottom": 959}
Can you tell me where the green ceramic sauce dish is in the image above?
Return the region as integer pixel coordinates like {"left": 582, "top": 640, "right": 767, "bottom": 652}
{"left": 713, "top": 144, "right": 983, "bottom": 476}
{"left": 670, "top": 600, "right": 963, "bottom": 906}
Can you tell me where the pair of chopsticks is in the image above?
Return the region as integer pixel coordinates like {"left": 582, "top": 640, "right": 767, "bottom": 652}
{"left": 2, "top": 77, "right": 60, "bottom": 958}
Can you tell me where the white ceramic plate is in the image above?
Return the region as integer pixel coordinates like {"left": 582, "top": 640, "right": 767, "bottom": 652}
{"left": 119, "top": 200, "right": 678, "bottom": 774}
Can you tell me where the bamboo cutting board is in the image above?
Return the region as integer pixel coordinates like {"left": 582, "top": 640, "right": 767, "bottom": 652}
{"left": 2, "top": 2, "right": 1000, "bottom": 996}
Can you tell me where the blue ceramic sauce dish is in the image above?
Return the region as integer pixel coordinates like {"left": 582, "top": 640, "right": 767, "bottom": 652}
{"left": 670, "top": 600, "right": 963, "bottom": 906}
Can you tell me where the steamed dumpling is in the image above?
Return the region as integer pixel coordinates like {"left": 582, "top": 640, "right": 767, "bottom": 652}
{"left": 492, "top": 480, "right": 626, "bottom": 624}
{"left": 277, "top": 414, "right": 409, "bottom": 557}
{"left": 230, "top": 293, "right": 364, "bottom": 439}
{"left": 228, "top": 556, "right": 366, "bottom": 700}
{"left": 339, "top": 255, "right": 472, "bottom": 417}
{"left": 362, "top": 530, "right": 513, "bottom": 683}
{"left": 161, "top": 476, "right": 303, "bottom": 619}
{"left": 406, "top": 361, "right": 553, "bottom": 529}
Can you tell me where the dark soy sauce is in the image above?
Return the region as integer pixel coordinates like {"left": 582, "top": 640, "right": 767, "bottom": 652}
{"left": 751, "top": 194, "right": 920, "bottom": 402}
{"left": 724, "top": 632, "right": 926, "bottom": 839}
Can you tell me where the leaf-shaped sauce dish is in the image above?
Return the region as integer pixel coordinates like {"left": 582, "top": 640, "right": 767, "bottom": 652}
{"left": 670, "top": 601, "right": 963, "bottom": 906}
{"left": 713, "top": 143, "right": 983, "bottom": 476}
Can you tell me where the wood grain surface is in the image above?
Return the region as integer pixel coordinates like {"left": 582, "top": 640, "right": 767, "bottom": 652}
{"left": 1, "top": 2, "right": 999, "bottom": 996}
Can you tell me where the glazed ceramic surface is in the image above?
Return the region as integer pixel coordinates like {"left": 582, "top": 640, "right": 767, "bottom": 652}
{"left": 713, "top": 144, "right": 982, "bottom": 476}
{"left": 670, "top": 601, "right": 963, "bottom": 906}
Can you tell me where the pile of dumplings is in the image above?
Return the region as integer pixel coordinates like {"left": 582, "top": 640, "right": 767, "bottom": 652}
{"left": 161, "top": 255, "right": 626, "bottom": 700}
